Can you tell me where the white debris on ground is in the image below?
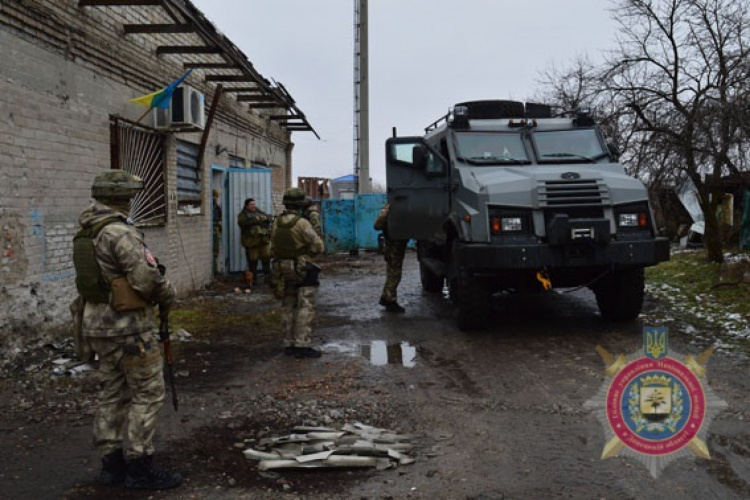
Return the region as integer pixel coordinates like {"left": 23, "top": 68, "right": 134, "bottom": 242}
{"left": 645, "top": 250, "right": 750, "bottom": 352}
{"left": 242, "top": 422, "right": 416, "bottom": 471}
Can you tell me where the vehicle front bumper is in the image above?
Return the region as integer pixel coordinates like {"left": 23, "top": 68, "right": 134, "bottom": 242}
{"left": 456, "top": 237, "right": 670, "bottom": 271}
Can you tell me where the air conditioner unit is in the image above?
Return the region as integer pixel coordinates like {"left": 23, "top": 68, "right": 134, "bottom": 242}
{"left": 152, "top": 85, "right": 205, "bottom": 130}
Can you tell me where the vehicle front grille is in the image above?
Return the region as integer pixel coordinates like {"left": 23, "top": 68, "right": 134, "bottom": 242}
{"left": 537, "top": 179, "right": 610, "bottom": 207}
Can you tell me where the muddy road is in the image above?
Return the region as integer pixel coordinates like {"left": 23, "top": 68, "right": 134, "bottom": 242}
{"left": 1, "top": 252, "right": 749, "bottom": 499}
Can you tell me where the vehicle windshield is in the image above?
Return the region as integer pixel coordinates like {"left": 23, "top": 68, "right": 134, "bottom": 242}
{"left": 532, "top": 129, "right": 606, "bottom": 162}
{"left": 454, "top": 132, "right": 529, "bottom": 165}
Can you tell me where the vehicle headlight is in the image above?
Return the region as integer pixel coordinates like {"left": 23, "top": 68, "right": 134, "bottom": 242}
{"left": 618, "top": 213, "right": 640, "bottom": 227}
{"left": 615, "top": 203, "right": 651, "bottom": 230}
{"left": 489, "top": 209, "right": 531, "bottom": 234}
{"left": 501, "top": 217, "right": 523, "bottom": 231}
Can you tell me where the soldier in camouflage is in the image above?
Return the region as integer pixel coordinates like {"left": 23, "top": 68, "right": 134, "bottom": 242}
{"left": 212, "top": 188, "right": 222, "bottom": 271}
{"left": 271, "top": 188, "right": 325, "bottom": 358}
{"left": 304, "top": 201, "right": 323, "bottom": 238}
{"left": 237, "top": 198, "right": 272, "bottom": 284}
{"left": 374, "top": 204, "right": 407, "bottom": 313}
{"left": 73, "top": 170, "right": 181, "bottom": 490}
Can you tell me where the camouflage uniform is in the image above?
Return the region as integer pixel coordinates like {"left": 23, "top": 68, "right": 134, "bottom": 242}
{"left": 374, "top": 205, "right": 408, "bottom": 307}
{"left": 305, "top": 203, "right": 323, "bottom": 238}
{"left": 237, "top": 204, "right": 272, "bottom": 279}
{"left": 78, "top": 202, "right": 175, "bottom": 460}
{"left": 212, "top": 190, "right": 222, "bottom": 263}
{"left": 271, "top": 199, "right": 325, "bottom": 354}
{"left": 73, "top": 169, "right": 180, "bottom": 490}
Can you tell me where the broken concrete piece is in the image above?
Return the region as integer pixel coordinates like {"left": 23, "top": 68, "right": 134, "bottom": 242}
{"left": 245, "top": 422, "right": 416, "bottom": 471}
{"left": 258, "top": 455, "right": 379, "bottom": 471}
{"left": 243, "top": 448, "right": 282, "bottom": 460}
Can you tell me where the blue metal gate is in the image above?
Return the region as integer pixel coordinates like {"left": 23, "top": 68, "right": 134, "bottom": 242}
{"left": 321, "top": 193, "right": 386, "bottom": 253}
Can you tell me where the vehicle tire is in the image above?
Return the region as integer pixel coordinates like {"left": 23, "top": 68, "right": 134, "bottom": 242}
{"left": 456, "top": 268, "right": 490, "bottom": 331}
{"left": 592, "top": 268, "right": 645, "bottom": 322}
{"left": 420, "top": 261, "right": 444, "bottom": 293}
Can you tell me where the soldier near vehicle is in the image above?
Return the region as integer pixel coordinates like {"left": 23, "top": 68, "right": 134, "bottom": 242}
{"left": 270, "top": 187, "right": 325, "bottom": 358}
{"left": 71, "top": 169, "right": 181, "bottom": 490}
{"left": 374, "top": 204, "right": 407, "bottom": 313}
{"left": 237, "top": 197, "right": 272, "bottom": 285}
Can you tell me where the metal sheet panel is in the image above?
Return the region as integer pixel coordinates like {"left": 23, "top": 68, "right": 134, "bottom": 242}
{"left": 356, "top": 193, "right": 386, "bottom": 249}
{"left": 322, "top": 199, "right": 356, "bottom": 253}
{"left": 321, "top": 194, "right": 386, "bottom": 253}
{"left": 225, "top": 167, "right": 273, "bottom": 273}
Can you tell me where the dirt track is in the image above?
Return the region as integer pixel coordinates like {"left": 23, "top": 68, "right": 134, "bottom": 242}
{"left": 1, "top": 252, "right": 748, "bottom": 499}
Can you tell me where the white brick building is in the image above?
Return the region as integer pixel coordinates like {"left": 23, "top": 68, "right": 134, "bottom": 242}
{"left": 0, "top": 0, "right": 317, "bottom": 346}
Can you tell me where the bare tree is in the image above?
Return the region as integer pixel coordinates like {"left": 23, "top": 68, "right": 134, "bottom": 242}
{"left": 602, "top": 0, "right": 750, "bottom": 262}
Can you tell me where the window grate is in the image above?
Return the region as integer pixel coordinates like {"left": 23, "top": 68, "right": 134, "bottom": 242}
{"left": 110, "top": 116, "right": 167, "bottom": 225}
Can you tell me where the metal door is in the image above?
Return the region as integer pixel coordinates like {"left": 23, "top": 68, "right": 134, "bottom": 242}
{"left": 212, "top": 166, "right": 272, "bottom": 273}
{"left": 385, "top": 137, "right": 450, "bottom": 240}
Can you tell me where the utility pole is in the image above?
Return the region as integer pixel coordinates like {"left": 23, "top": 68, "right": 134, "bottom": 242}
{"left": 354, "top": 0, "right": 371, "bottom": 193}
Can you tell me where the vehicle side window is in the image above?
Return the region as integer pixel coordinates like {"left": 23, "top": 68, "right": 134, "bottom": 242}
{"left": 425, "top": 151, "right": 445, "bottom": 175}
{"left": 391, "top": 142, "right": 418, "bottom": 165}
{"left": 390, "top": 141, "right": 446, "bottom": 177}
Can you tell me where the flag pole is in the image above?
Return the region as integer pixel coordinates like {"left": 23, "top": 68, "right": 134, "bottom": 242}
{"left": 136, "top": 106, "right": 152, "bottom": 124}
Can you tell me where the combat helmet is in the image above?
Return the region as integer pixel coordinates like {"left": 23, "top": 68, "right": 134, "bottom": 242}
{"left": 91, "top": 169, "right": 144, "bottom": 199}
{"left": 282, "top": 187, "right": 310, "bottom": 206}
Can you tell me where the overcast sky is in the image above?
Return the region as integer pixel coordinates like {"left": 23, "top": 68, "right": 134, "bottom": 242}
{"left": 191, "top": 0, "right": 620, "bottom": 187}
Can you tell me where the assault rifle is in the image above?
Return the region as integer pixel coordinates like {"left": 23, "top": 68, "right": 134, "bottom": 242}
{"left": 159, "top": 304, "right": 178, "bottom": 411}
{"left": 298, "top": 262, "right": 321, "bottom": 287}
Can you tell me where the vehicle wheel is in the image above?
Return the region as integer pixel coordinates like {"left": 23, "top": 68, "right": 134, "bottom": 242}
{"left": 420, "top": 261, "right": 444, "bottom": 293}
{"left": 592, "top": 268, "right": 645, "bottom": 322}
{"left": 456, "top": 268, "right": 490, "bottom": 331}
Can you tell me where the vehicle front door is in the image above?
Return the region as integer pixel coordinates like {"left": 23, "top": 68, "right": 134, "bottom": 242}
{"left": 385, "top": 137, "right": 450, "bottom": 240}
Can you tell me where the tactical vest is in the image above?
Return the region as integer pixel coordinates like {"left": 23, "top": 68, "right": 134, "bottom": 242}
{"left": 72, "top": 216, "right": 122, "bottom": 303}
{"left": 272, "top": 214, "right": 301, "bottom": 260}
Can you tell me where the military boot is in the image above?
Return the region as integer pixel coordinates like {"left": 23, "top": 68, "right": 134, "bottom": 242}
{"left": 98, "top": 449, "right": 127, "bottom": 485}
{"left": 125, "top": 455, "right": 182, "bottom": 490}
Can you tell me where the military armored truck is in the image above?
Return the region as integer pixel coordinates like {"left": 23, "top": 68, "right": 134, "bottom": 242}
{"left": 385, "top": 100, "right": 669, "bottom": 330}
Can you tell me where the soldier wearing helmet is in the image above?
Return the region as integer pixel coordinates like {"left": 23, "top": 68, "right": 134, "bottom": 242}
{"left": 374, "top": 203, "right": 407, "bottom": 313}
{"left": 72, "top": 169, "right": 181, "bottom": 490}
{"left": 270, "top": 187, "right": 325, "bottom": 358}
{"left": 304, "top": 200, "right": 323, "bottom": 238}
{"left": 237, "top": 197, "right": 272, "bottom": 287}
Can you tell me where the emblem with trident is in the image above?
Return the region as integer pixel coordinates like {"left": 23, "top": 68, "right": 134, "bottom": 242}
{"left": 644, "top": 327, "right": 667, "bottom": 360}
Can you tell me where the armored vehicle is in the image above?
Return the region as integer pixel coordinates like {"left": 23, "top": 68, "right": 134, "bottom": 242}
{"left": 385, "top": 100, "right": 669, "bottom": 330}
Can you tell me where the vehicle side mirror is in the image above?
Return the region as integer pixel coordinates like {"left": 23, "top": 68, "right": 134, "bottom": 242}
{"left": 607, "top": 142, "right": 621, "bottom": 161}
{"left": 412, "top": 145, "right": 427, "bottom": 170}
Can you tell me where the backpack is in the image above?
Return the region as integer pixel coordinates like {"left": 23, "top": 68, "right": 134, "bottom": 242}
{"left": 72, "top": 216, "right": 122, "bottom": 303}
{"left": 272, "top": 214, "right": 301, "bottom": 260}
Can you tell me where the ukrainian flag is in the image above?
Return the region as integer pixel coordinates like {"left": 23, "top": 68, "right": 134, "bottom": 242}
{"left": 129, "top": 68, "right": 194, "bottom": 109}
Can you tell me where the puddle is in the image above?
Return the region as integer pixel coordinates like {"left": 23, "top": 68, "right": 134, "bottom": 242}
{"left": 323, "top": 340, "right": 417, "bottom": 368}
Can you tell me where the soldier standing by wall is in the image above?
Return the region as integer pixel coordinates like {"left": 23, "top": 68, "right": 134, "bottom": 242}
{"left": 71, "top": 170, "right": 181, "bottom": 490}
{"left": 271, "top": 188, "right": 325, "bottom": 358}
{"left": 237, "top": 198, "right": 272, "bottom": 286}
{"left": 374, "top": 204, "right": 407, "bottom": 313}
{"left": 212, "top": 188, "right": 222, "bottom": 273}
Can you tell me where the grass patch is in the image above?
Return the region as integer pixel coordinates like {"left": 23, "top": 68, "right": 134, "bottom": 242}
{"left": 169, "top": 299, "right": 283, "bottom": 340}
{"left": 645, "top": 248, "right": 750, "bottom": 354}
{"left": 646, "top": 249, "right": 750, "bottom": 316}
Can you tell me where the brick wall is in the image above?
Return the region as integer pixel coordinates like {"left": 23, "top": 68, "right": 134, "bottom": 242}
{"left": 0, "top": 0, "right": 296, "bottom": 347}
